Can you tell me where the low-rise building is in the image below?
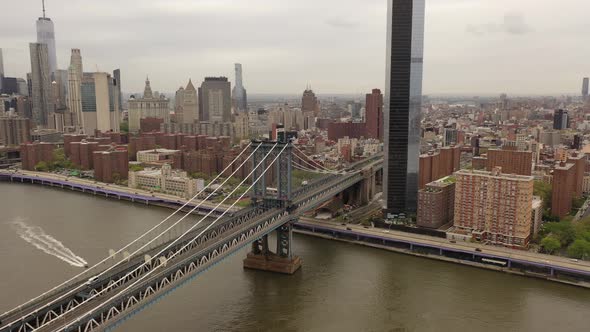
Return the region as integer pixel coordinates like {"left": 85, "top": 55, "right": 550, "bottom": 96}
{"left": 137, "top": 148, "right": 181, "bottom": 167}
{"left": 128, "top": 164, "right": 205, "bottom": 199}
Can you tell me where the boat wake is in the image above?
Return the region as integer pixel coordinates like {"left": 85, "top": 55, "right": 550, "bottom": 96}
{"left": 10, "top": 219, "right": 88, "bottom": 268}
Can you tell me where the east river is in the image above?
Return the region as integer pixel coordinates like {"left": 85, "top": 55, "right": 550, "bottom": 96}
{"left": 1, "top": 183, "right": 589, "bottom": 331}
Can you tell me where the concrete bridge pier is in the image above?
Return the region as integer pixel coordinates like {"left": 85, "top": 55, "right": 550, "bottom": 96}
{"left": 243, "top": 221, "right": 302, "bottom": 274}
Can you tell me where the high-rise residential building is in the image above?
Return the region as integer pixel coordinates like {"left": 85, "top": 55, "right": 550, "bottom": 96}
{"left": 582, "top": 77, "right": 589, "bottom": 99}
{"left": 365, "top": 89, "right": 383, "bottom": 140}
{"left": 301, "top": 88, "right": 319, "bottom": 116}
{"left": 383, "top": 0, "right": 425, "bottom": 215}
{"left": 80, "top": 72, "right": 120, "bottom": 134}
{"left": 128, "top": 77, "right": 170, "bottom": 133}
{"left": 0, "top": 115, "right": 31, "bottom": 147}
{"left": 486, "top": 149, "right": 533, "bottom": 176}
{"left": 567, "top": 152, "right": 586, "bottom": 198}
{"left": 418, "top": 146, "right": 460, "bottom": 189}
{"left": 29, "top": 43, "right": 53, "bottom": 128}
{"left": 453, "top": 168, "right": 534, "bottom": 248}
{"left": 199, "top": 77, "right": 231, "bottom": 123}
{"left": 182, "top": 79, "right": 198, "bottom": 124}
{"left": 552, "top": 162, "right": 575, "bottom": 218}
{"left": 93, "top": 148, "right": 129, "bottom": 183}
{"left": 553, "top": 109, "right": 569, "bottom": 130}
{"left": 36, "top": 2, "right": 57, "bottom": 76}
{"left": 20, "top": 141, "right": 56, "bottom": 171}
{"left": 232, "top": 63, "right": 247, "bottom": 112}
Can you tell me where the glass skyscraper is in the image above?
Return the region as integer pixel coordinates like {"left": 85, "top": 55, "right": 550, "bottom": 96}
{"left": 36, "top": 17, "right": 57, "bottom": 75}
{"left": 383, "top": 0, "right": 425, "bottom": 215}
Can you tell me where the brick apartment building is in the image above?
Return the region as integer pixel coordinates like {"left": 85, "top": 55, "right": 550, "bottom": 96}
{"left": 20, "top": 142, "right": 56, "bottom": 170}
{"left": 452, "top": 167, "right": 534, "bottom": 248}
{"left": 417, "top": 177, "right": 455, "bottom": 229}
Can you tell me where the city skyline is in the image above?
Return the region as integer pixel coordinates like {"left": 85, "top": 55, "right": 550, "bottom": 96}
{"left": 1, "top": 0, "right": 589, "bottom": 95}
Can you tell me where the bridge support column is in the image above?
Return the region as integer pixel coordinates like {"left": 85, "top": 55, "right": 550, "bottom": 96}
{"left": 243, "top": 222, "right": 302, "bottom": 274}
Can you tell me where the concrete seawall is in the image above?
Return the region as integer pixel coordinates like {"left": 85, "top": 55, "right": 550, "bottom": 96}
{"left": 293, "top": 222, "right": 590, "bottom": 289}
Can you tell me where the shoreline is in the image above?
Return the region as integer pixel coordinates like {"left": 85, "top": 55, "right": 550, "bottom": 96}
{"left": 293, "top": 222, "right": 590, "bottom": 289}
{"left": 0, "top": 171, "right": 238, "bottom": 217}
{"left": 3, "top": 170, "right": 590, "bottom": 289}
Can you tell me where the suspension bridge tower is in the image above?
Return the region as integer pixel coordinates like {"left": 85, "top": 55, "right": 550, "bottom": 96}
{"left": 243, "top": 132, "right": 302, "bottom": 274}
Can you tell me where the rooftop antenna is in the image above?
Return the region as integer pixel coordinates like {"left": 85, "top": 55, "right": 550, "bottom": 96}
{"left": 42, "top": 0, "right": 46, "bottom": 18}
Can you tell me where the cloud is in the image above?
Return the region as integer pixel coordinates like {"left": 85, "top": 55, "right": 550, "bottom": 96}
{"left": 466, "top": 12, "right": 532, "bottom": 36}
{"left": 325, "top": 17, "right": 358, "bottom": 29}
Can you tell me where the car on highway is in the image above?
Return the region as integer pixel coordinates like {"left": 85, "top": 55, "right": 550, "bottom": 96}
{"left": 86, "top": 276, "right": 99, "bottom": 286}
{"left": 570, "top": 259, "right": 579, "bottom": 263}
{"left": 475, "top": 248, "right": 482, "bottom": 252}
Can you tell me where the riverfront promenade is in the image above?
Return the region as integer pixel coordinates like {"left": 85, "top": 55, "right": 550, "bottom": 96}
{"left": 0, "top": 170, "right": 238, "bottom": 215}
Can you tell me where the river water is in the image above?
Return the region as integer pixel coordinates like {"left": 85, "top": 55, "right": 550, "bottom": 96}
{"left": 1, "top": 183, "right": 589, "bottom": 332}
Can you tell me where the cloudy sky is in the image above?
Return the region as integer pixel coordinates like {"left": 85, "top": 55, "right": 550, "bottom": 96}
{"left": 1, "top": 0, "right": 589, "bottom": 95}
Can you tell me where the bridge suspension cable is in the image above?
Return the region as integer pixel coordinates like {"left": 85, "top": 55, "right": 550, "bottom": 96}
{"left": 292, "top": 160, "right": 341, "bottom": 175}
{"left": 292, "top": 145, "right": 343, "bottom": 174}
{"left": 52, "top": 143, "right": 288, "bottom": 332}
{"left": 0, "top": 143, "right": 255, "bottom": 328}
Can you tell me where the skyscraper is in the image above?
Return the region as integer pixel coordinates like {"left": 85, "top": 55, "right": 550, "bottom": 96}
{"left": 80, "top": 72, "right": 120, "bottom": 134}
{"left": 301, "top": 88, "right": 319, "bottom": 115}
{"left": 36, "top": 1, "right": 57, "bottom": 75}
{"left": 70, "top": 49, "right": 83, "bottom": 81}
{"left": 199, "top": 77, "right": 231, "bottom": 123}
{"left": 67, "top": 49, "right": 83, "bottom": 131}
{"left": 68, "top": 72, "right": 82, "bottom": 130}
{"left": 383, "top": 0, "right": 425, "bottom": 215}
{"left": 29, "top": 42, "right": 53, "bottom": 127}
{"left": 553, "top": 109, "right": 569, "bottom": 130}
{"left": 582, "top": 77, "right": 589, "bottom": 99}
{"left": 0, "top": 48, "right": 4, "bottom": 93}
{"left": 232, "top": 63, "right": 247, "bottom": 112}
{"left": 113, "top": 69, "right": 122, "bottom": 111}
{"left": 365, "top": 89, "right": 383, "bottom": 140}
{"left": 182, "top": 79, "right": 198, "bottom": 124}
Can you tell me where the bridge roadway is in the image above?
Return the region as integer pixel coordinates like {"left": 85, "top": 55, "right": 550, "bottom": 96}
{"left": 1, "top": 158, "right": 383, "bottom": 332}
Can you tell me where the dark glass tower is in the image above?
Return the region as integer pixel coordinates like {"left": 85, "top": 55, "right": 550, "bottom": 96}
{"left": 383, "top": 0, "right": 425, "bottom": 215}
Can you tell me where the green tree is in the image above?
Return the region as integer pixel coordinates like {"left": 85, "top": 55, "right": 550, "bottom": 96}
{"left": 543, "top": 221, "right": 576, "bottom": 246}
{"left": 567, "top": 239, "right": 590, "bottom": 260}
{"left": 112, "top": 173, "right": 121, "bottom": 185}
{"left": 540, "top": 236, "right": 561, "bottom": 254}
{"left": 572, "top": 197, "right": 586, "bottom": 210}
{"left": 35, "top": 161, "right": 50, "bottom": 172}
{"left": 533, "top": 181, "right": 552, "bottom": 210}
{"left": 129, "top": 164, "right": 144, "bottom": 172}
{"left": 120, "top": 121, "right": 129, "bottom": 133}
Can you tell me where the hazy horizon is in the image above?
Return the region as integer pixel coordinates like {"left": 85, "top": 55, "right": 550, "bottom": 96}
{"left": 1, "top": 0, "right": 589, "bottom": 96}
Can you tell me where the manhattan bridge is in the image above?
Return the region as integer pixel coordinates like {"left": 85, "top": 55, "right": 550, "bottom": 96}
{"left": 0, "top": 134, "right": 383, "bottom": 332}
